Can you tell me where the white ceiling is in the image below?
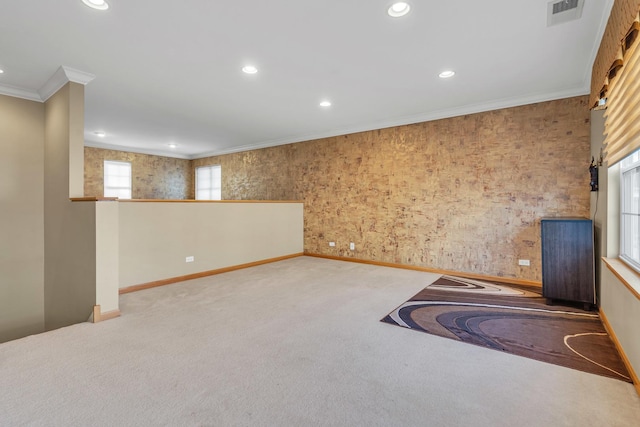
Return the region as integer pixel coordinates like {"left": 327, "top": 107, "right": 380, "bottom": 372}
{"left": 0, "top": 0, "right": 613, "bottom": 159}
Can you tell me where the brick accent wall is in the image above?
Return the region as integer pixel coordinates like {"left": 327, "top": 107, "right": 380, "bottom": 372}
{"left": 84, "top": 147, "right": 193, "bottom": 199}
{"left": 194, "top": 96, "right": 591, "bottom": 281}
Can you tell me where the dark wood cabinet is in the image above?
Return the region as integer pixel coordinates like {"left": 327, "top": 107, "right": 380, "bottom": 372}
{"left": 541, "top": 218, "right": 595, "bottom": 307}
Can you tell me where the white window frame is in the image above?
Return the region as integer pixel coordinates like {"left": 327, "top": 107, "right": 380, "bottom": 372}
{"left": 620, "top": 149, "right": 640, "bottom": 273}
{"left": 104, "top": 160, "right": 132, "bottom": 199}
{"left": 195, "top": 165, "right": 222, "bottom": 200}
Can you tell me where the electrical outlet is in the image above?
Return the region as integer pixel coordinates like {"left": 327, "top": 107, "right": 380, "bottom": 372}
{"left": 350, "top": 242, "right": 355, "bottom": 251}
{"left": 329, "top": 242, "right": 336, "bottom": 247}
{"left": 518, "top": 259, "right": 530, "bottom": 266}
{"left": 186, "top": 256, "right": 194, "bottom": 263}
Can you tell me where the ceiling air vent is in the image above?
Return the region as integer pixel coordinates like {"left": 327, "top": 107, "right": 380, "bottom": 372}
{"left": 547, "top": 0, "right": 584, "bottom": 27}
{"left": 553, "top": 0, "right": 579, "bottom": 14}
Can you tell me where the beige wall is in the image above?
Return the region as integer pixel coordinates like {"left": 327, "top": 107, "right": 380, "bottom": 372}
{"left": 118, "top": 202, "right": 303, "bottom": 288}
{"left": 95, "top": 201, "right": 119, "bottom": 314}
{"left": 0, "top": 95, "right": 45, "bottom": 343}
{"left": 590, "top": 109, "right": 640, "bottom": 381}
{"left": 601, "top": 267, "right": 640, "bottom": 379}
{"left": 85, "top": 147, "right": 193, "bottom": 199}
{"left": 44, "top": 83, "right": 97, "bottom": 331}
{"left": 194, "top": 96, "right": 591, "bottom": 282}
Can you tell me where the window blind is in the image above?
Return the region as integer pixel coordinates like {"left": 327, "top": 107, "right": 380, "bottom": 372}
{"left": 104, "top": 160, "right": 132, "bottom": 199}
{"left": 195, "top": 165, "right": 221, "bottom": 200}
{"left": 590, "top": 0, "right": 640, "bottom": 108}
{"left": 603, "top": 13, "right": 640, "bottom": 165}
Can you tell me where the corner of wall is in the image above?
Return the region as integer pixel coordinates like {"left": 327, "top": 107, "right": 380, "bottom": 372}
{"left": 44, "top": 82, "right": 97, "bottom": 331}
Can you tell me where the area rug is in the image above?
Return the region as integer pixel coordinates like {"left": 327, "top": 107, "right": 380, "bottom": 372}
{"left": 381, "top": 275, "right": 631, "bottom": 383}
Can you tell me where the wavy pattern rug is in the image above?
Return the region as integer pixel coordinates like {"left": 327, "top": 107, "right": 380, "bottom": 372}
{"left": 382, "top": 275, "right": 631, "bottom": 382}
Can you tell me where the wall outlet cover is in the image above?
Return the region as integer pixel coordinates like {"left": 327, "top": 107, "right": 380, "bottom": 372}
{"left": 329, "top": 242, "right": 336, "bottom": 247}
{"left": 186, "top": 256, "right": 195, "bottom": 263}
{"left": 518, "top": 259, "right": 530, "bottom": 266}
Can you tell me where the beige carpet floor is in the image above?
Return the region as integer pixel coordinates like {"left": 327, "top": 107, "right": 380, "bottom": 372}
{"left": 0, "top": 256, "right": 638, "bottom": 426}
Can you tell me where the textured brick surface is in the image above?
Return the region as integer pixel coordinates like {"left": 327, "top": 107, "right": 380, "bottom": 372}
{"left": 195, "top": 97, "right": 591, "bottom": 281}
{"left": 84, "top": 147, "right": 193, "bottom": 199}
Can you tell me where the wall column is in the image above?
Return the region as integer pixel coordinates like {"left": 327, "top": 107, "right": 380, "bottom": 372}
{"left": 44, "top": 82, "right": 97, "bottom": 331}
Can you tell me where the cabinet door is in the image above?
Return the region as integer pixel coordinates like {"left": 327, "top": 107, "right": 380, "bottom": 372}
{"left": 541, "top": 220, "right": 594, "bottom": 304}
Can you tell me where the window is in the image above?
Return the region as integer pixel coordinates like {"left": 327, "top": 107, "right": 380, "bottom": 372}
{"left": 104, "top": 160, "right": 132, "bottom": 199}
{"left": 196, "top": 165, "right": 221, "bottom": 200}
{"left": 620, "top": 149, "right": 640, "bottom": 272}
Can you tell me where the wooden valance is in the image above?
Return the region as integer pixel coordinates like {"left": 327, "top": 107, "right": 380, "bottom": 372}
{"left": 590, "top": 0, "right": 640, "bottom": 108}
{"left": 603, "top": 26, "right": 640, "bottom": 164}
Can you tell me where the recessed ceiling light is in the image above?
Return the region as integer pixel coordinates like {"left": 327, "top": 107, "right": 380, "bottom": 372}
{"left": 242, "top": 65, "right": 258, "bottom": 74}
{"left": 82, "top": 0, "right": 109, "bottom": 11}
{"left": 319, "top": 101, "right": 332, "bottom": 107}
{"left": 388, "top": 2, "right": 411, "bottom": 17}
{"left": 94, "top": 131, "right": 106, "bottom": 138}
{"left": 167, "top": 143, "right": 178, "bottom": 149}
{"left": 438, "top": 70, "right": 456, "bottom": 79}
{"left": 0, "top": 69, "right": 4, "bottom": 74}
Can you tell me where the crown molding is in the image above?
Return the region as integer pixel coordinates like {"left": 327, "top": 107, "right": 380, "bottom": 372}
{"left": 0, "top": 66, "right": 95, "bottom": 103}
{"left": 39, "top": 66, "right": 96, "bottom": 101}
{"left": 84, "top": 140, "right": 192, "bottom": 160}
{"left": 62, "top": 66, "right": 96, "bottom": 85}
{"left": 85, "top": 86, "right": 590, "bottom": 161}
{"left": 85, "top": 87, "right": 589, "bottom": 161}
{"left": 0, "top": 83, "right": 42, "bottom": 102}
{"left": 191, "top": 86, "right": 590, "bottom": 159}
